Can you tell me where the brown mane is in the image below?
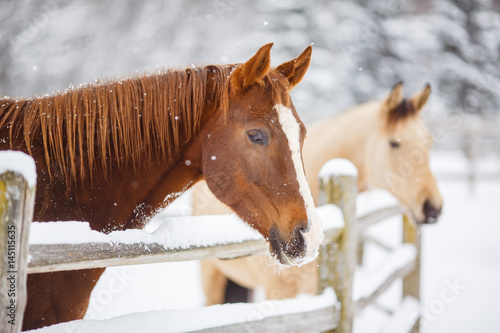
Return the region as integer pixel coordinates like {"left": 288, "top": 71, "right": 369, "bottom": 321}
{"left": 0, "top": 64, "right": 292, "bottom": 184}
{"left": 0, "top": 65, "right": 235, "bottom": 182}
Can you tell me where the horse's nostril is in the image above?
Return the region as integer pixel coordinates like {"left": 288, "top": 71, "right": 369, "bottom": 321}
{"left": 269, "top": 229, "right": 280, "bottom": 252}
{"left": 293, "top": 226, "right": 307, "bottom": 253}
{"left": 269, "top": 225, "right": 309, "bottom": 263}
{"left": 296, "top": 226, "right": 306, "bottom": 238}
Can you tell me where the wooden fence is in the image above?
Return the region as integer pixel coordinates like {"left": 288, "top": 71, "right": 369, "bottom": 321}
{"left": 0, "top": 153, "right": 421, "bottom": 333}
{"left": 0, "top": 163, "right": 36, "bottom": 333}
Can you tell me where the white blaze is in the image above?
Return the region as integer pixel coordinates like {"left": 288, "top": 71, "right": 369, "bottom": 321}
{"left": 275, "top": 104, "right": 324, "bottom": 265}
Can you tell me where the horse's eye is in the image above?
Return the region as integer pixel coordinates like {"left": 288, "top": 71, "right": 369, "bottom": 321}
{"left": 389, "top": 140, "right": 400, "bottom": 148}
{"left": 247, "top": 130, "right": 268, "bottom": 145}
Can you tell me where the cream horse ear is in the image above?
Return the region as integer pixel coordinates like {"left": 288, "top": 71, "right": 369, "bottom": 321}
{"left": 276, "top": 45, "right": 312, "bottom": 89}
{"left": 383, "top": 81, "right": 404, "bottom": 112}
{"left": 411, "top": 83, "right": 431, "bottom": 112}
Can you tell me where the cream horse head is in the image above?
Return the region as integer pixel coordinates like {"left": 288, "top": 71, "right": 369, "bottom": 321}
{"left": 303, "top": 82, "right": 443, "bottom": 224}
{"left": 194, "top": 82, "right": 444, "bottom": 226}
{"left": 363, "top": 82, "right": 443, "bottom": 224}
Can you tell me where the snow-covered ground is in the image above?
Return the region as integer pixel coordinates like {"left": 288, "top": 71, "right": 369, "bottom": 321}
{"left": 31, "top": 150, "right": 500, "bottom": 332}
{"left": 420, "top": 151, "right": 500, "bottom": 332}
{"left": 354, "top": 150, "right": 500, "bottom": 332}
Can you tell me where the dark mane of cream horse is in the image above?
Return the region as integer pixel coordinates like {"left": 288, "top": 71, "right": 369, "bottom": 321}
{"left": 195, "top": 82, "right": 443, "bottom": 304}
{"left": 0, "top": 43, "right": 324, "bottom": 329}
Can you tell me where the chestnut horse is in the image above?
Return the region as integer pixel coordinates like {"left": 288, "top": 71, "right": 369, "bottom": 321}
{"left": 196, "top": 82, "right": 443, "bottom": 304}
{"left": 0, "top": 43, "right": 324, "bottom": 329}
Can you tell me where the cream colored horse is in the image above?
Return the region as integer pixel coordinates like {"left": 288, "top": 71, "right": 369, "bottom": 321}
{"left": 194, "top": 82, "right": 443, "bottom": 304}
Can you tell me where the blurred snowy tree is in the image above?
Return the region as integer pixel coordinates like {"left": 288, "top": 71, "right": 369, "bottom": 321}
{"left": 0, "top": 0, "right": 499, "bottom": 123}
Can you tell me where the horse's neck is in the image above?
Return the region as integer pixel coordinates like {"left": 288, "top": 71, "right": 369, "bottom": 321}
{"left": 124, "top": 156, "right": 203, "bottom": 230}
{"left": 304, "top": 101, "right": 380, "bottom": 196}
{"left": 117, "top": 76, "right": 229, "bottom": 230}
{"left": 33, "top": 126, "right": 207, "bottom": 231}
{"left": 32, "top": 74, "right": 224, "bottom": 231}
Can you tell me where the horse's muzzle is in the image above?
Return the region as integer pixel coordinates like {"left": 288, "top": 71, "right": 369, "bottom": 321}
{"left": 422, "top": 200, "right": 442, "bottom": 224}
{"left": 269, "top": 224, "right": 322, "bottom": 266}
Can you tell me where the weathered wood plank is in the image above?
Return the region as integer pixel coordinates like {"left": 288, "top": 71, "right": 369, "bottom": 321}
{"left": 402, "top": 214, "right": 421, "bottom": 333}
{"left": 357, "top": 206, "right": 404, "bottom": 266}
{"left": 28, "top": 228, "right": 344, "bottom": 274}
{"left": 359, "top": 233, "right": 393, "bottom": 252}
{"left": 357, "top": 205, "right": 405, "bottom": 232}
{"left": 322, "top": 228, "right": 343, "bottom": 246}
{"left": 317, "top": 162, "right": 358, "bottom": 333}
{"left": 28, "top": 240, "right": 269, "bottom": 274}
{"left": 192, "top": 305, "right": 339, "bottom": 333}
{"left": 355, "top": 256, "right": 416, "bottom": 314}
{"left": 0, "top": 172, "right": 35, "bottom": 333}
{"left": 356, "top": 205, "right": 404, "bottom": 265}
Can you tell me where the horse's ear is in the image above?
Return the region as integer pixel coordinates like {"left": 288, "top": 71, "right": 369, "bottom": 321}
{"left": 411, "top": 83, "right": 431, "bottom": 112}
{"left": 276, "top": 45, "right": 312, "bottom": 89}
{"left": 230, "top": 43, "right": 273, "bottom": 94}
{"left": 383, "top": 81, "right": 404, "bottom": 112}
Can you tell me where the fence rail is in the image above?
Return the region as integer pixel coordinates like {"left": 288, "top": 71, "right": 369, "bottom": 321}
{"left": 193, "top": 303, "right": 339, "bottom": 333}
{"left": 358, "top": 205, "right": 405, "bottom": 232}
{"left": 27, "top": 227, "right": 345, "bottom": 274}
{"left": 0, "top": 153, "right": 421, "bottom": 333}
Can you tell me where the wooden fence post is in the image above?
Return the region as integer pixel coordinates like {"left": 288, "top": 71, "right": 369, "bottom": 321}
{"left": 402, "top": 214, "right": 421, "bottom": 333}
{"left": 0, "top": 158, "right": 36, "bottom": 333}
{"left": 317, "top": 159, "right": 358, "bottom": 333}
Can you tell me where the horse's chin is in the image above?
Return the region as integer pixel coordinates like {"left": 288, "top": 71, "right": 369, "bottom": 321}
{"left": 272, "top": 247, "right": 315, "bottom": 267}
{"left": 423, "top": 216, "right": 439, "bottom": 224}
{"left": 412, "top": 212, "right": 440, "bottom": 225}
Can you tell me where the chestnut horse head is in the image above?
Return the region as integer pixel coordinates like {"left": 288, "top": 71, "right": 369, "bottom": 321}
{"left": 202, "top": 44, "right": 323, "bottom": 265}
{"left": 0, "top": 43, "right": 322, "bottom": 267}
{"left": 364, "top": 82, "right": 443, "bottom": 224}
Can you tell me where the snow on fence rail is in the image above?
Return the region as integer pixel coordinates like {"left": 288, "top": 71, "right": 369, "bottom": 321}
{"left": 0, "top": 153, "right": 422, "bottom": 333}
{"left": 26, "top": 205, "right": 343, "bottom": 274}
